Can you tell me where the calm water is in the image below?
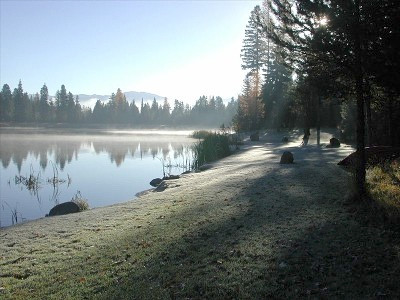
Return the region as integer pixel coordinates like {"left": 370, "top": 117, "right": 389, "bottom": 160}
{"left": 0, "top": 128, "right": 196, "bottom": 227}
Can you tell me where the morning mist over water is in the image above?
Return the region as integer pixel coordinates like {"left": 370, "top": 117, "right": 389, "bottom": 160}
{"left": 0, "top": 128, "right": 196, "bottom": 227}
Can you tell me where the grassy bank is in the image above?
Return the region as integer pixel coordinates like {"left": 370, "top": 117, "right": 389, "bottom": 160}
{"left": 1, "top": 132, "right": 400, "bottom": 299}
{"left": 366, "top": 159, "right": 400, "bottom": 224}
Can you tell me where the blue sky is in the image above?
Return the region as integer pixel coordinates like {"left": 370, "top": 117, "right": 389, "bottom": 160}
{"left": 0, "top": 0, "right": 260, "bottom": 103}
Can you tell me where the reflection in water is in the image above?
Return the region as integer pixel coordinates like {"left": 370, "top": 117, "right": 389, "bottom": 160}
{"left": 0, "top": 130, "right": 196, "bottom": 227}
{"left": 0, "top": 134, "right": 192, "bottom": 171}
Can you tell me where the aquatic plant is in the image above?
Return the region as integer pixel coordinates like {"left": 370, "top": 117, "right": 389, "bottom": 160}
{"left": 192, "top": 132, "right": 231, "bottom": 169}
{"left": 190, "top": 130, "right": 212, "bottom": 139}
{"left": 47, "top": 161, "right": 67, "bottom": 186}
{"left": 71, "top": 191, "right": 89, "bottom": 211}
{"left": 14, "top": 165, "right": 41, "bottom": 195}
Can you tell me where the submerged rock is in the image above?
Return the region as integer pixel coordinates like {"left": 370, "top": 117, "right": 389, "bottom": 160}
{"left": 47, "top": 201, "right": 80, "bottom": 217}
{"left": 281, "top": 136, "right": 289, "bottom": 143}
{"left": 280, "top": 151, "right": 294, "bottom": 164}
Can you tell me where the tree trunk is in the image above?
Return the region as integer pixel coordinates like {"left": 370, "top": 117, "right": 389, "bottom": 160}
{"left": 388, "top": 94, "right": 394, "bottom": 146}
{"left": 365, "top": 83, "right": 372, "bottom": 146}
{"left": 354, "top": 0, "right": 366, "bottom": 198}
{"left": 317, "top": 94, "right": 321, "bottom": 146}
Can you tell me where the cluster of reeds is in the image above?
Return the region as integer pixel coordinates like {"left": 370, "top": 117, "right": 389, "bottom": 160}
{"left": 47, "top": 161, "right": 71, "bottom": 187}
{"left": 14, "top": 165, "right": 41, "bottom": 195}
{"left": 190, "top": 130, "right": 211, "bottom": 139}
{"left": 13, "top": 162, "right": 71, "bottom": 194}
{"left": 71, "top": 191, "right": 89, "bottom": 211}
{"left": 3, "top": 202, "right": 23, "bottom": 225}
{"left": 158, "top": 146, "right": 194, "bottom": 177}
{"left": 192, "top": 132, "right": 231, "bottom": 169}
{"left": 9, "top": 162, "right": 73, "bottom": 224}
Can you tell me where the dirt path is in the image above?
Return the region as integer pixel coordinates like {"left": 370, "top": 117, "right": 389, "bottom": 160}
{"left": 1, "top": 130, "right": 400, "bottom": 299}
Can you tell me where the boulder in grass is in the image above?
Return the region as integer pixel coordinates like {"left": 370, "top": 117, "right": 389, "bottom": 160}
{"left": 280, "top": 151, "right": 294, "bottom": 164}
{"left": 327, "top": 137, "right": 341, "bottom": 148}
{"left": 250, "top": 132, "right": 259, "bottom": 141}
{"left": 150, "top": 178, "right": 163, "bottom": 187}
{"left": 47, "top": 201, "right": 80, "bottom": 217}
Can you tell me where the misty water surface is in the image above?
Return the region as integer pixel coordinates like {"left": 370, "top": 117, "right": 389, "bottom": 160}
{"left": 0, "top": 128, "right": 196, "bottom": 227}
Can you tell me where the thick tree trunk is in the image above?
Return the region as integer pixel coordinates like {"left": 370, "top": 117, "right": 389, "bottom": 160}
{"left": 317, "top": 94, "right": 321, "bottom": 146}
{"left": 354, "top": 0, "right": 366, "bottom": 198}
{"left": 355, "top": 75, "right": 366, "bottom": 197}
{"left": 365, "top": 85, "right": 372, "bottom": 146}
{"left": 388, "top": 95, "right": 394, "bottom": 146}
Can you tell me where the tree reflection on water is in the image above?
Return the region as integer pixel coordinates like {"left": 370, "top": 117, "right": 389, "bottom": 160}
{"left": 0, "top": 129, "right": 196, "bottom": 227}
{"left": 0, "top": 132, "right": 194, "bottom": 171}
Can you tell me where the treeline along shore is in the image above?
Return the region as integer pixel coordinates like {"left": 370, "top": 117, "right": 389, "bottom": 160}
{"left": 0, "top": 81, "right": 238, "bottom": 128}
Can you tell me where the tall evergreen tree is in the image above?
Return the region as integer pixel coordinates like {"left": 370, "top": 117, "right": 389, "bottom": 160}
{"left": 55, "top": 84, "right": 68, "bottom": 122}
{"left": 161, "top": 98, "right": 170, "bottom": 124}
{"left": 262, "top": 46, "right": 292, "bottom": 128}
{"left": 39, "top": 84, "right": 49, "bottom": 121}
{"left": 0, "top": 84, "right": 13, "bottom": 121}
{"left": 13, "top": 80, "right": 26, "bottom": 122}
{"left": 241, "top": 5, "right": 268, "bottom": 98}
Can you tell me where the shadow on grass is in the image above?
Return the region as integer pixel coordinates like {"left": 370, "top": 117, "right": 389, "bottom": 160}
{"left": 78, "top": 140, "right": 400, "bottom": 299}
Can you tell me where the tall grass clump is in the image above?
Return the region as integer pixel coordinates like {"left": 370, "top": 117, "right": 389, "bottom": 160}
{"left": 192, "top": 132, "right": 231, "bottom": 169}
{"left": 366, "top": 159, "right": 400, "bottom": 224}
{"left": 190, "top": 130, "right": 211, "bottom": 139}
{"left": 71, "top": 191, "right": 89, "bottom": 211}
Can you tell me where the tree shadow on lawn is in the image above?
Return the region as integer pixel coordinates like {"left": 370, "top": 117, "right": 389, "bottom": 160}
{"left": 93, "top": 143, "right": 400, "bottom": 299}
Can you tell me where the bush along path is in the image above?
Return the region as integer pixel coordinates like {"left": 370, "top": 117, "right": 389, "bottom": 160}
{"left": 1, "top": 131, "right": 400, "bottom": 299}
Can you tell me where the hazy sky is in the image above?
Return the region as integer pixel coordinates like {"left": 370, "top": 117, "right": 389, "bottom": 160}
{"left": 0, "top": 0, "right": 260, "bottom": 103}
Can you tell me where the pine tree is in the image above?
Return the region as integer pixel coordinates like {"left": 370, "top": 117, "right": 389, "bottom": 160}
{"left": 262, "top": 46, "right": 292, "bottom": 128}
{"left": 161, "top": 98, "right": 170, "bottom": 124}
{"left": 241, "top": 5, "right": 268, "bottom": 98}
{"left": 235, "top": 73, "right": 265, "bottom": 131}
{"left": 130, "top": 100, "right": 139, "bottom": 124}
{"left": 150, "top": 98, "right": 159, "bottom": 123}
{"left": 13, "top": 80, "right": 26, "bottom": 122}
{"left": 0, "top": 84, "right": 13, "bottom": 121}
{"left": 39, "top": 84, "right": 49, "bottom": 122}
{"left": 56, "top": 85, "right": 68, "bottom": 122}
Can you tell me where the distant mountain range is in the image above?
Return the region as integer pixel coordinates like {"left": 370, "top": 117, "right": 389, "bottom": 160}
{"left": 75, "top": 91, "right": 165, "bottom": 109}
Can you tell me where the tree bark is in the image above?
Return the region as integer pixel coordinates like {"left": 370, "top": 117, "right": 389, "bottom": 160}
{"left": 317, "top": 94, "right": 321, "bottom": 146}
{"left": 388, "top": 94, "right": 394, "bottom": 146}
{"left": 354, "top": 0, "right": 366, "bottom": 198}
{"left": 364, "top": 83, "right": 373, "bottom": 146}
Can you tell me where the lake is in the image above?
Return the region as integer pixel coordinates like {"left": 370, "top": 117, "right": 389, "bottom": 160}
{"left": 0, "top": 128, "right": 196, "bottom": 227}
